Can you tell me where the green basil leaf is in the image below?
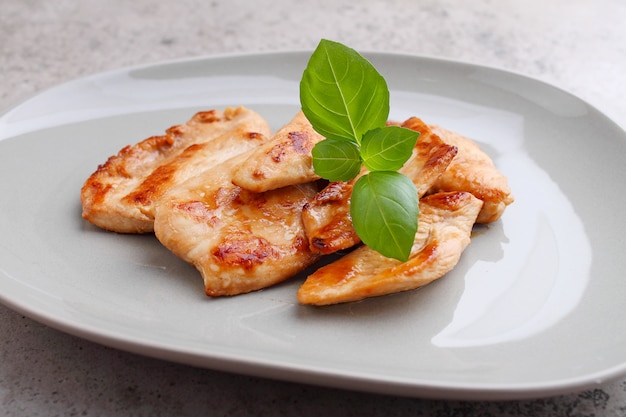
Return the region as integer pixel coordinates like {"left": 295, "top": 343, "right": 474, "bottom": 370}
{"left": 300, "top": 39, "right": 390, "bottom": 144}
{"left": 361, "top": 126, "right": 420, "bottom": 172}
{"left": 301, "top": 40, "right": 421, "bottom": 261}
{"left": 350, "top": 171, "right": 419, "bottom": 262}
{"left": 312, "top": 138, "right": 362, "bottom": 181}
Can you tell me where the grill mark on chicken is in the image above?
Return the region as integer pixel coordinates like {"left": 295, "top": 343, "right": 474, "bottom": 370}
{"left": 268, "top": 131, "right": 313, "bottom": 163}
{"left": 212, "top": 233, "right": 280, "bottom": 270}
{"left": 288, "top": 131, "right": 314, "bottom": 154}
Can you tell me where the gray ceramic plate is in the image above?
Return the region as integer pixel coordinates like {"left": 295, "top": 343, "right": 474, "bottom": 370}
{"left": 1, "top": 52, "right": 625, "bottom": 400}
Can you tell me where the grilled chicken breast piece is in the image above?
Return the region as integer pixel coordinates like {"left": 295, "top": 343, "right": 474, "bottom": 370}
{"left": 297, "top": 191, "right": 483, "bottom": 305}
{"left": 428, "top": 125, "right": 514, "bottom": 223}
{"left": 81, "top": 106, "right": 270, "bottom": 233}
{"left": 231, "top": 111, "right": 325, "bottom": 193}
{"left": 301, "top": 117, "right": 458, "bottom": 254}
{"left": 301, "top": 179, "right": 361, "bottom": 255}
{"left": 153, "top": 152, "right": 321, "bottom": 297}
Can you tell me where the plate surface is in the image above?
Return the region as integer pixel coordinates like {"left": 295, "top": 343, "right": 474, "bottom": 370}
{"left": 1, "top": 52, "right": 626, "bottom": 400}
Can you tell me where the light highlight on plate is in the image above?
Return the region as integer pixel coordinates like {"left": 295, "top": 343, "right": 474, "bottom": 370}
{"left": 432, "top": 133, "right": 591, "bottom": 347}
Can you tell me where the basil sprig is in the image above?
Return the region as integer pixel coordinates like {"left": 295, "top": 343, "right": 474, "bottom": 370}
{"left": 300, "top": 39, "right": 420, "bottom": 261}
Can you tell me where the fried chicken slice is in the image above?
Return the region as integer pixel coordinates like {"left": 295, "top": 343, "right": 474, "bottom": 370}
{"left": 297, "top": 191, "right": 483, "bottom": 305}
{"left": 231, "top": 111, "right": 325, "bottom": 192}
{"left": 301, "top": 179, "right": 361, "bottom": 255}
{"left": 81, "top": 106, "right": 270, "bottom": 233}
{"left": 153, "top": 152, "right": 321, "bottom": 297}
{"left": 301, "top": 117, "right": 458, "bottom": 254}
{"left": 428, "top": 125, "right": 514, "bottom": 223}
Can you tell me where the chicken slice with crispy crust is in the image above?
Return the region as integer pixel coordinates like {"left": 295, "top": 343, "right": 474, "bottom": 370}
{"left": 428, "top": 125, "right": 514, "bottom": 223}
{"left": 301, "top": 179, "right": 361, "bottom": 255}
{"left": 231, "top": 111, "right": 325, "bottom": 193}
{"left": 297, "top": 191, "right": 483, "bottom": 305}
{"left": 153, "top": 152, "right": 321, "bottom": 297}
{"left": 121, "top": 129, "right": 268, "bottom": 221}
{"left": 81, "top": 106, "right": 270, "bottom": 233}
{"left": 301, "top": 117, "right": 458, "bottom": 254}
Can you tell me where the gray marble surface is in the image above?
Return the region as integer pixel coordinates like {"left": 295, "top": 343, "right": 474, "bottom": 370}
{"left": 1, "top": 0, "right": 626, "bottom": 415}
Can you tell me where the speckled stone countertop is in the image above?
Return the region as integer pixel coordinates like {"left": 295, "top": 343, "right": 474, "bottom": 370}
{"left": 1, "top": 0, "right": 626, "bottom": 415}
